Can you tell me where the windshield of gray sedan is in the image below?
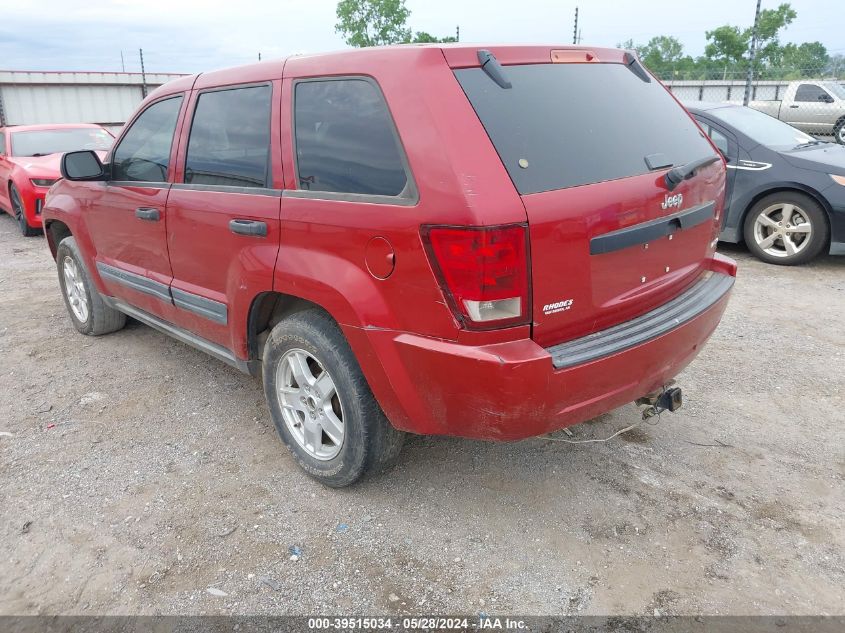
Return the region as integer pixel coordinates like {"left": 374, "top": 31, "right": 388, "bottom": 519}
{"left": 10, "top": 128, "right": 113, "bottom": 157}
{"left": 711, "top": 106, "right": 815, "bottom": 149}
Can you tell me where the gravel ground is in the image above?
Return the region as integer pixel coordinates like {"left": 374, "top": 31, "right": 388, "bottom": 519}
{"left": 0, "top": 212, "right": 843, "bottom": 617}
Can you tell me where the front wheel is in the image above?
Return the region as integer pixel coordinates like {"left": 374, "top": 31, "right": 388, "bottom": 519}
{"left": 10, "top": 185, "right": 40, "bottom": 237}
{"left": 56, "top": 236, "right": 127, "bottom": 335}
{"left": 262, "top": 309, "right": 404, "bottom": 487}
{"left": 834, "top": 120, "right": 845, "bottom": 145}
{"left": 743, "top": 192, "right": 828, "bottom": 265}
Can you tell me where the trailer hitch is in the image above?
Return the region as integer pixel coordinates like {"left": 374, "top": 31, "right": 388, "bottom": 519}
{"left": 636, "top": 383, "right": 683, "bottom": 420}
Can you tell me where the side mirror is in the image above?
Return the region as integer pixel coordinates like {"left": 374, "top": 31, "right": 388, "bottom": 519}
{"left": 61, "top": 150, "right": 106, "bottom": 181}
{"left": 818, "top": 94, "right": 834, "bottom": 103}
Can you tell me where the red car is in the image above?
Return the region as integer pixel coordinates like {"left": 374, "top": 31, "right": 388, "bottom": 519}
{"left": 0, "top": 124, "right": 114, "bottom": 236}
{"left": 42, "top": 45, "right": 736, "bottom": 486}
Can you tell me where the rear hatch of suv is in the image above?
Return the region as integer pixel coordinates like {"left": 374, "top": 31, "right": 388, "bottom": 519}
{"left": 449, "top": 47, "right": 725, "bottom": 348}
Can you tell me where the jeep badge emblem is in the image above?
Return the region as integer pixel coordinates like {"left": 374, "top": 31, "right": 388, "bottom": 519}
{"left": 661, "top": 193, "right": 683, "bottom": 210}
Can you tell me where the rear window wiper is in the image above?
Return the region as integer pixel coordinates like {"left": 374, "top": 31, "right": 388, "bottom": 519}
{"left": 623, "top": 51, "right": 651, "bottom": 83}
{"left": 477, "top": 50, "right": 512, "bottom": 89}
{"left": 665, "top": 155, "right": 720, "bottom": 191}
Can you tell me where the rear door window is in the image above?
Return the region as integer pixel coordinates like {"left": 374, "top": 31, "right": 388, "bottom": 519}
{"left": 293, "top": 78, "right": 410, "bottom": 198}
{"left": 695, "top": 117, "right": 731, "bottom": 156}
{"left": 455, "top": 63, "right": 715, "bottom": 194}
{"left": 112, "top": 96, "right": 183, "bottom": 183}
{"left": 185, "top": 85, "right": 272, "bottom": 188}
{"left": 707, "top": 127, "right": 730, "bottom": 156}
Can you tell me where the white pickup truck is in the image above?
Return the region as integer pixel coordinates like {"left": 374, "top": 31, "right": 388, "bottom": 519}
{"left": 750, "top": 80, "right": 845, "bottom": 144}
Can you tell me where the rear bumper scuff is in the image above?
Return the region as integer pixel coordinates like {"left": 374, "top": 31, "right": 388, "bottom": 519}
{"left": 547, "top": 271, "right": 734, "bottom": 369}
{"left": 355, "top": 256, "right": 737, "bottom": 441}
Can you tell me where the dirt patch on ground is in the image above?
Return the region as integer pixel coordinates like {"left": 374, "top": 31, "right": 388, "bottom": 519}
{"left": 0, "top": 214, "right": 843, "bottom": 615}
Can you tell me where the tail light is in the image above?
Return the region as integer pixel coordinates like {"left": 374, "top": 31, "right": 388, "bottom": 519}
{"left": 421, "top": 224, "right": 531, "bottom": 330}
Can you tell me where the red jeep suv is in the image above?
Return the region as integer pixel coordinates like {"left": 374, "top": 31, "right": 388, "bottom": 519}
{"left": 42, "top": 45, "right": 736, "bottom": 486}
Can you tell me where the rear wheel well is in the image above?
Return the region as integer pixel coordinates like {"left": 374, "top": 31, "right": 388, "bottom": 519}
{"left": 247, "top": 292, "right": 330, "bottom": 362}
{"left": 740, "top": 186, "right": 831, "bottom": 243}
{"left": 45, "top": 220, "right": 72, "bottom": 259}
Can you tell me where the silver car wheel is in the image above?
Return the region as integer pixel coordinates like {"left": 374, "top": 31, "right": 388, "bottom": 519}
{"left": 752, "top": 203, "right": 813, "bottom": 259}
{"left": 276, "top": 348, "right": 345, "bottom": 461}
{"left": 62, "top": 256, "right": 90, "bottom": 323}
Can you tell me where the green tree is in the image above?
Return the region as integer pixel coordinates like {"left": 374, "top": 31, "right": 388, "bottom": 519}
{"left": 825, "top": 54, "right": 845, "bottom": 79}
{"left": 782, "top": 42, "right": 829, "bottom": 77}
{"left": 753, "top": 3, "right": 797, "bottom": 67}
{"left": 638, "top": 36, "right": 693, "bottom": 78}
{"left": 704, "top": 25, "right": 749, "bottom": 68}
{"left": 335, "top": 0, "right": 411, "bottom": 47}
{"left": 411, "top": 31, "right": 457, "bottom": 44}
{"left": 335, "top": 0, "right": 457, "bottom": 47}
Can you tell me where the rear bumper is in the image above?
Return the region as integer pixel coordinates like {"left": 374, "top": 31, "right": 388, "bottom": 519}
{"left": 358, "top": 256, "right": 736, "bottom": 441}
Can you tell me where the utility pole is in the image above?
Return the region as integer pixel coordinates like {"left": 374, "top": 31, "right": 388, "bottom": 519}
{"left": 139, "top": 48, "right": 148, "bottom": 99}
{"left": 573, "top": 7, "right": 579, "bottom": 45}
{"left": 743, "top": 0, "right": 762, "bottom": 106}
{"left": 120, "top": 51, "right": 125, "bottom": 73}
{"left": 456, "top": 25, "right": 460, "bottom": 42}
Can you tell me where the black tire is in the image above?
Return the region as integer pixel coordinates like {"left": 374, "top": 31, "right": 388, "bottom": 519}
{"left": 743, "top": 192, "right": 828, "bottom": 266}
{"left": 262, "top": 309, "right": 404, "bottom": 487}
{"left": 56, "top": 236, "right": 127, "bottom": 336}
{"left": 10, "top": 184, "right": 40, "bottom": 237}
{"left": 834, "top": 119, "right": 845, "bottom": 145}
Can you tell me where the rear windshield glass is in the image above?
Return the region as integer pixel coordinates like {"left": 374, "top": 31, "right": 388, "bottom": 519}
{"left": 455, "top": 63, "right": 716, "bottom": 194}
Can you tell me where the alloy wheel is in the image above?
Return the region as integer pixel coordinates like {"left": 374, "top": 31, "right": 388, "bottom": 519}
{"left": 275, "top": 348, "right": 345, "bottom": 460}
{"left": 752, "top": 203, "right": 812, "bottom": 259}
{"left": 11, "top": 188, "right": 26, "bottom": 230}
{"left": 62, "top": 256, "right": 90, "bottom": 323}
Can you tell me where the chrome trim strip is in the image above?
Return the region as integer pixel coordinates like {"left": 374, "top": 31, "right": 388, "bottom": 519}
{"left": 107, "top": 181, "right": 170, "bottom": 188}
{"left": 546, "top": 272, "right": 734, "bottom": 370}
{"left": 171, "top": 287, "right": 228, "bottom": 325}
{"left": 96, "top": 262, "right": 172, "bottom": 303}
{"left": 101, "top": 296, "right": 249, "bottom": 373}
{"left": 726, "top": 161, "right": 772, "bottom": 171}
{"left": 171, "top": 183, "right": 281, "bottom": 197}
{"left": 282, "top": 188, "right": 418, "bottom": 206}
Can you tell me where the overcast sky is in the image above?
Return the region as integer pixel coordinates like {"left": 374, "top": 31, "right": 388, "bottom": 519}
{"left": 1, "top": 0, "right": 840, "bottom": 74}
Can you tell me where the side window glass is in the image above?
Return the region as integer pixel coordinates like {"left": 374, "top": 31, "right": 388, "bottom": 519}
{"left": 112, "top": 96, "right": 183, "bottom": 182}
{"left": 795, "top": 84, "right": 823, "bottom": 102}
{"left": 0, "top": 134, "right": 5, "bottom": 155}
{"left": 185, "top": 85, "right": 272, "bottom": 188}
{"left": 294, "top": 78, "right": 409, "bottom": 197}
{"left": 708, "top": 127, "right": 730, "bottom": 156}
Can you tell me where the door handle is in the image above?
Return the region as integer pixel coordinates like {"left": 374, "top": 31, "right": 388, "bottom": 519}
{"left": 135, "top": 207, "right": 161, "bottom": 221}
{"left": 229, "top": 219, "right": 267, "bottom": 237}
{"left": 789, "top": 105, "right": 799, "bottom": 108}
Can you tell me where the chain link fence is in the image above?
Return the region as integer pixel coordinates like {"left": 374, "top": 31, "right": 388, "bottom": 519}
{"left": 652, "top": 62, "right": 845, "bottom": 144}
